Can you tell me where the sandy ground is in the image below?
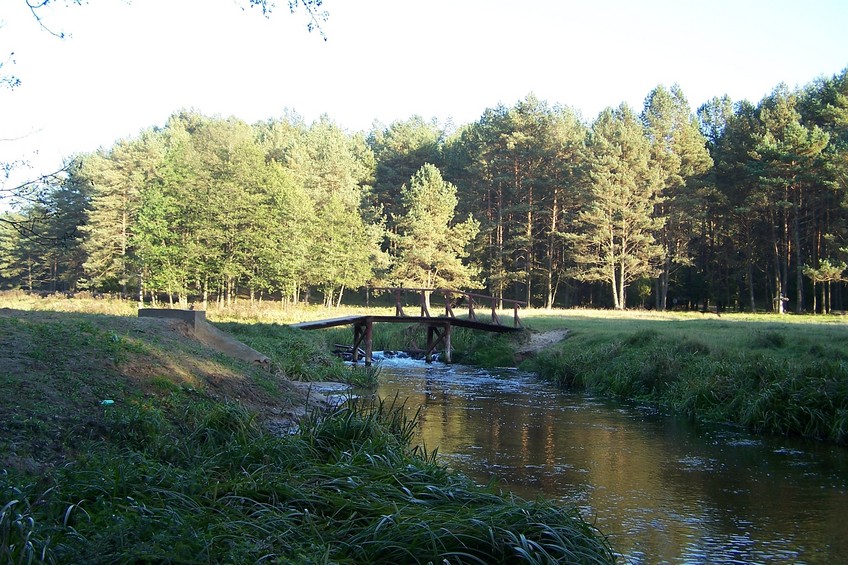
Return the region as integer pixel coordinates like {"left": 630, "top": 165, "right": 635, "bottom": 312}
{"left": 515, "top": 329, "right": 569, "bottom": 361}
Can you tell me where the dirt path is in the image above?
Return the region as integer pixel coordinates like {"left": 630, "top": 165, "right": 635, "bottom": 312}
{"left": 515, "top": 329, "right": 569, "bottom": 361}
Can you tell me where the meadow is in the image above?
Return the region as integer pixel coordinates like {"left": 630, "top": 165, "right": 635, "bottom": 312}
{"left": 4, "top": 291, "right": 847, "bottom": 444}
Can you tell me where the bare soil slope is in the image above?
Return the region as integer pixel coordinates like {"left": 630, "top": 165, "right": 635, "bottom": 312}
{"left": 515, "top": 328, "right": 568, "bottom": 362}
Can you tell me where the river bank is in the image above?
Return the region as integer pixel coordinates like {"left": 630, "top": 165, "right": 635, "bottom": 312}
{"left": 292, "top": 307, "right": 848, "bottom": 444}
{"left": 518, "top": 310, "right": 848, "bottom": 445}
{"left": 0, "top": 301, "right": 614, "bottom": 564}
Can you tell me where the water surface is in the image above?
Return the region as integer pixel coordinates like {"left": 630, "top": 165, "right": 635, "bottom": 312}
{"left": 372, "top": 355, "right": 848, "bottom": 564}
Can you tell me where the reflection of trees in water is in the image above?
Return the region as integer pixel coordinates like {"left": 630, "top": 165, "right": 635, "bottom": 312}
{"left": 378, "top": 361, "right": 848, "bottom": 564}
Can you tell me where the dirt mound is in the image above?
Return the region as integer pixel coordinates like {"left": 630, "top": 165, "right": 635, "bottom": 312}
{"left": 139, "top": 308, "right": 271, "bottom": 369}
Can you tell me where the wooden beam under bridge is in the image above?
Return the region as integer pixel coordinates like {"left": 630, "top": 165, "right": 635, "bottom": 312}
{"left": 426, "top": 321, "right": 451, "bottom": 363}
{"left": 349, "top": 317, "right": 449, "bottom": 364}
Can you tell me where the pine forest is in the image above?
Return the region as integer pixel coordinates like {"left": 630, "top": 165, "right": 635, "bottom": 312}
{"left": 3, "top": 69, "right": 848, "bottom": 314}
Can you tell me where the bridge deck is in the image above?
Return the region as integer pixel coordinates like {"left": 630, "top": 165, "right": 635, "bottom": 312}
{"left": 290, "top": 316, "right": 366, "bottom": 330}
{"left": 290, "top": 288, "right": 525, "bottom": 365}
{"left": 291, "top": 315, "right": 522, "bottom": 333}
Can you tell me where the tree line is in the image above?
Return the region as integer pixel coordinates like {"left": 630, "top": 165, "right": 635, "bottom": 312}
{"left": 2, "top": 67, "right": 847, "bottom": 312}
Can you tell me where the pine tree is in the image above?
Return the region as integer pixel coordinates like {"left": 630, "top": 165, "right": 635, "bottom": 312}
{"left": 81, "top": 132, "right": 162, "bottom": 293}
{"left": 750, "top": 85, "right": 829, "bottom": 313}
{"left": 568, "top": 105, "right": 663, "bottom": 309}
{"left": 368, "top": 116, "right": 443, "bottom": 239}
{"left": 642, "top": 85, "right": 713, "bottom": 310}
{"left": 390, "top": 164, "right": 480, "bottom": 291}
{"left": 299, "top": 117, "right": 384, "bottom": 305}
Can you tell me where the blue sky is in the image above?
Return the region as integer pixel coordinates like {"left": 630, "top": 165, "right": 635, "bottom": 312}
{"left": 1, "top": 0, "right": 847, "bottom": 181}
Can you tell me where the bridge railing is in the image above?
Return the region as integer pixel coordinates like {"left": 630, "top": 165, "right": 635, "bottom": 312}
{"left": 370, "top": 287, "right": 525, "bottom": 328}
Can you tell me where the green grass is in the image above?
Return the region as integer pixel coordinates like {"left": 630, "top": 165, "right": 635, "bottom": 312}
{"left": 214, "top": 321, "right": 380, "bottom": 387}
{"left": 519, "top": 309, "right": 848, "bottom": 444}
{"left": 8, "top": 294, "right": 846, "bottom": 444}
{"left": 2, "top": 397, "right": 614, "bottom": 564}
{"left": 0, "top": 296, "right": 615, "bottom": 563}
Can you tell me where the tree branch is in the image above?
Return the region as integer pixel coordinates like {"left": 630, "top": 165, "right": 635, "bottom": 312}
{"left": 1, "top": 165, "right": 68, "bottom": 206}
{"left": 25, "top": 0, "right": 81, "bottom": 39}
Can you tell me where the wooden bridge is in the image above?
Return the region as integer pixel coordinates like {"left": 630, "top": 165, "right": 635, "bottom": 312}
{"left": 291, "top": 288, "right": 526, "bottom": 365}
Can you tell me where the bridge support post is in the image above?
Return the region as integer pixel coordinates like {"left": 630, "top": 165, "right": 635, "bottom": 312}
{"left": 352, "top": 318, "right": 374, "bottom": 366}
{"left": 425, "top": 322, "right": 452, "bottom": 364}
{"left": 444, "top": 323, "right": 452, "bottom": 364}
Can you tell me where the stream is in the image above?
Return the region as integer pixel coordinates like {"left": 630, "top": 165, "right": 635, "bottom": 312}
{"left": 369, "top": 354, "right": 848, "bottom": 564}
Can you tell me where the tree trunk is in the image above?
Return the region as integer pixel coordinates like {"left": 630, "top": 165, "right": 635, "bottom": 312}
{"left": 613, "top": 264, "right": 624, "bottom": 310}
{"left": 746, "top": 238, "right": 756, "bottom": 312}
{"left": 781, "top": 205, "right": 790, "bottom": 313}
{"left": 511, "top": 157, "right": 535, "bottom": 309}
{"left": 826, "top": 280, "right": 832, "bottom": 314}
{"left": 121, "top": 208, "right": 128, "bottom": 296}
{"left": 137, "top": 271, "right": 144, "bottom": 307}
{"left": 811, "top": 281, "right": 817, "bottom": 314}
{"left": 545, "top": 187, "right": 558, "bottom": 310}
{"left": 658, "top": 256, "right": 671, "bottom": 311}
{"left": 496, "top": 184, "right": 504, "bottom": 306}
{"left": 772, "top": 217, "right": 784, "bottom": 313}
{"left": 611, "top": 274, "right": 620, "bottom": 310}
{"left": 793, "top": 186, "right": 804, "bottom": 313}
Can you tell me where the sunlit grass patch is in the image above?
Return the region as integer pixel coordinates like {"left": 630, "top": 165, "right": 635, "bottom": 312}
{"left": 213, "top": 321, "right": 379, "bottom": 386}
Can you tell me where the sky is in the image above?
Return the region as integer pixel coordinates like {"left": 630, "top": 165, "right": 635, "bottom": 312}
{"left": 1, "top": 0, "right": 847, "bottom": 184}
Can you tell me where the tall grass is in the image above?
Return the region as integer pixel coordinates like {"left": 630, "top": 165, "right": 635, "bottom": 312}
{"left": 0, "top": 496, "right": 54, "bottom": 565}
{"left": 0, "top": 295, "right": 614, "bottom": 562}
{"left": 521, "top": 311, "right": 848, "bottom": 444}
{"left": 1, "top": 397, "right": 614, "bottom": 564}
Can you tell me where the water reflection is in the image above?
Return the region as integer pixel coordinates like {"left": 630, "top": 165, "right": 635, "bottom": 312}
{"left": 371, "top": 357, "right": 848, "bottom": 564}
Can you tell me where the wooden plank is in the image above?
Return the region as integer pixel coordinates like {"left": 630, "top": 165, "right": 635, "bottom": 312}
{"left": 364, "top": 319, "right": 373, "bottom": 366}
{"left": 290, "top": 315, "right": 366, "bottom": 330}
{"left": 294, "top": 315, "right": 522, "bottom": 334}
{"left": 352, "top": 323, "right": 365, "bottom": 363}
{"left": 297, "top": 316, "right": 521, "bottom": 334}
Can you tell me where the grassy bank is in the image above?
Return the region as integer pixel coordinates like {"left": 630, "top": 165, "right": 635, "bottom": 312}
{"left": 2, "top": 397, "right": 613, "bottom": 564}
{"left": 520, "top": 310, "right": 848, "bottom": 444}
{"left": 0, "top": 296, "right": 614, "bottom": 564}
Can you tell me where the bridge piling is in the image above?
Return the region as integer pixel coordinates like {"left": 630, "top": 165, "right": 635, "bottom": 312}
{"left": 351, "top": 319, "right": 374, "bottom": 367}
{"left": 426, "top": 322, "right": 452, "bottom": 364}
